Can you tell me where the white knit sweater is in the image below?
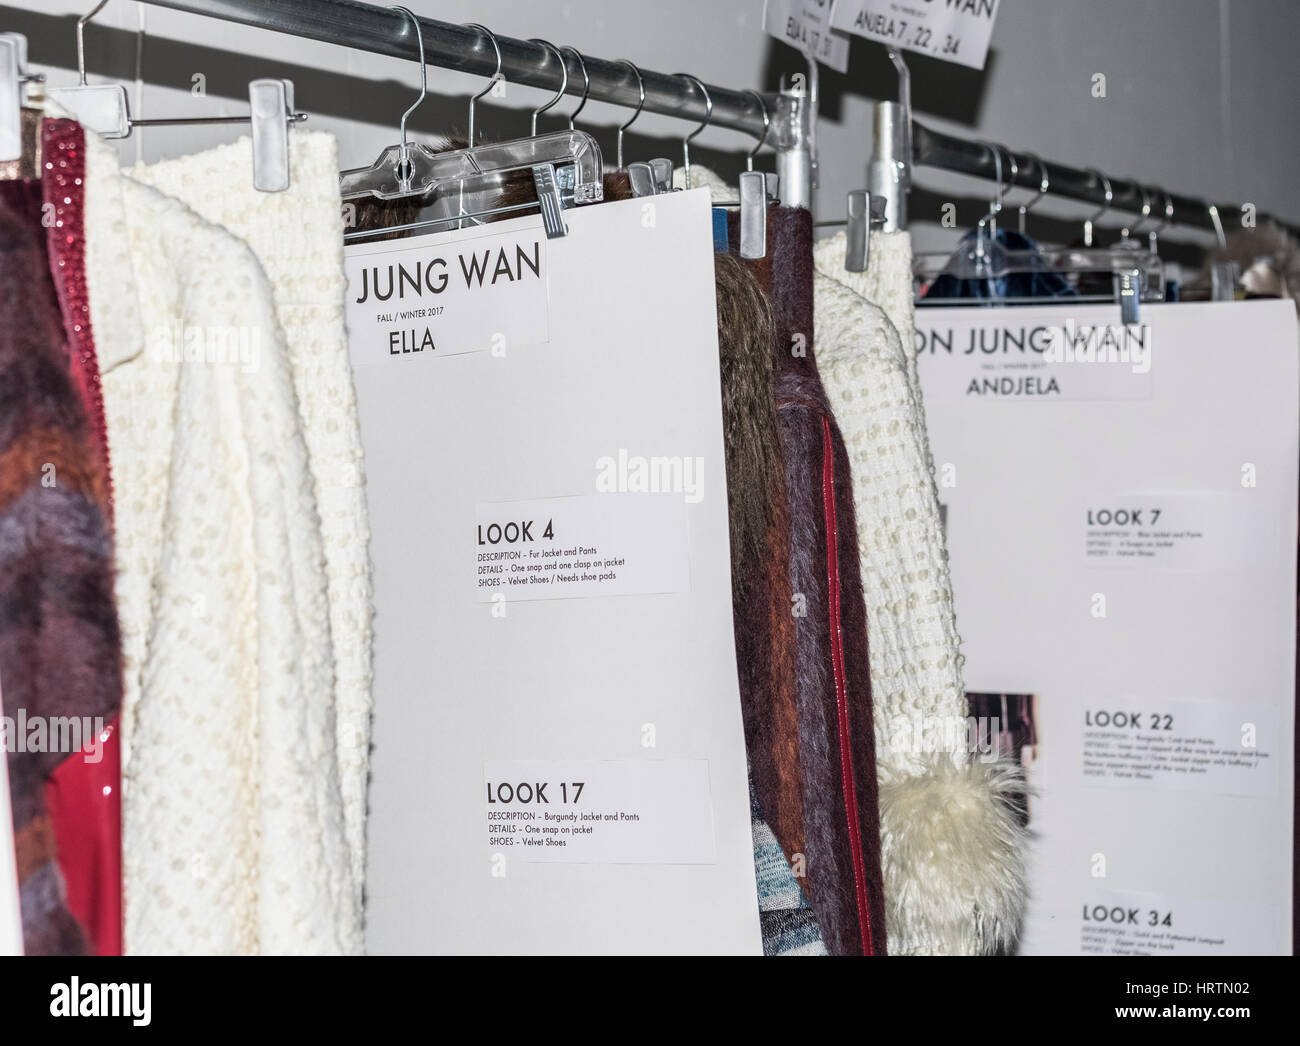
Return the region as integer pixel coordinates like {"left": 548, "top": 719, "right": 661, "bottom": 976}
{"left": 80, "top": 124, "right": 360, "bottom": 954}
{"left": 812, "top": 237, "right": 1026, "bottom": 955}
{"left": 811, "top": 233, "right": 967, "bottom": 770}
{"left": 129, "top": 134, "right": 373, "bottom": 917}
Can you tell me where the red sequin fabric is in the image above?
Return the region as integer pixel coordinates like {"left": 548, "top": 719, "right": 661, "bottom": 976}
{"left": 40, "top": 118, "right": 113, "bottom": 511}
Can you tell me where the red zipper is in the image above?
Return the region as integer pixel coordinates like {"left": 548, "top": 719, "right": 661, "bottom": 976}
{"left": 821, "top": 415, "right": 874, "bottom": 955}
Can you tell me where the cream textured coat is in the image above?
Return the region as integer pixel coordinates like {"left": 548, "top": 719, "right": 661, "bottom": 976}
{"left": 78, "top": 123, "right": 361, "bottom": 954}
{"left": 130, "top": 134, "right": 373, "bottom": 917}
{"left": 811, "top": 247, "right": 1027, "bottom": 954}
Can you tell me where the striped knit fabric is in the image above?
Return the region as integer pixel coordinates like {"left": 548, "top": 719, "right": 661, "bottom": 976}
{"left": 750, "top": 774, "right": 827, "bottom": 955}
{"left": 0, "top": 168, "right": 122, "bottom": 955}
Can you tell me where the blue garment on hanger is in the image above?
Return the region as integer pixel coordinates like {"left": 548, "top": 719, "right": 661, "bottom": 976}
{"left": 923, "top": 227, "right": 1077, "bottom": 301}
{"left": 712, "top": 207, "right": 732, "bottom": 252}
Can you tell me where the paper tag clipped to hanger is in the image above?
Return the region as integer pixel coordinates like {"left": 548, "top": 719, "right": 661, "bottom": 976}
{"left": 832, "top": 0, "right": 1001, "bottom": 70}
{"left": 762, "top": 0, "right": 851, "bottom": 73}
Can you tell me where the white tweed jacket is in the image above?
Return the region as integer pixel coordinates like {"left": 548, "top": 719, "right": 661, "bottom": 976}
{"left": 79, "top": 122, "right": 361, "bottom": 954}
{"left": 812, "top": 235, "right": 1026, "bottom": 955}
{"left": 130, "top": 134, "right": 373, "bottom": 923}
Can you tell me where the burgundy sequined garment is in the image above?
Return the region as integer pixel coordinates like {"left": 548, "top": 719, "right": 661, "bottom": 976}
{"left": 0, "top": 119, "right": 123, "bottom": 956}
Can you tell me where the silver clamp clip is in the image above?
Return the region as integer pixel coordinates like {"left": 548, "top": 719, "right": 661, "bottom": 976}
{"left": 531, "top": 162, "right": 567, "bottom": 238}
{"left": 738, "top": 170, "right": 768, "bottom": 260}
{"left": 627, "top": 161, "right": 657, "bottom": 198}
{"left": 249, "top": 78, "right": 296, "bottom": 192}
{"left": 844, "top": 190, "right": 888, "bottom": 273}
{"left": 1, "top": 33, "right": 41, "bottom": 163}
{"left": 649, "top": 157, "right": 674, "bottom": 194}
{"left": 1115, "top": 268, "right": 1143, "bottom": 325}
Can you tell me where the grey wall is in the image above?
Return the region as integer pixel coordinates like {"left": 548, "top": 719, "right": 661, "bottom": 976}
{"left": 5, "top": 0, "right": 1299, "bottom": 255}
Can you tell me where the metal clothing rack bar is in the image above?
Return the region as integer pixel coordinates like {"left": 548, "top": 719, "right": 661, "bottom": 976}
{"left": 911, "top": 120, "right": 1300, "bottom": 241}
{"left": 132, "top": 0, "right": 781, "bottom": 139}
{"left": 131, "top": 0, "right": 1299, "bottom": 239}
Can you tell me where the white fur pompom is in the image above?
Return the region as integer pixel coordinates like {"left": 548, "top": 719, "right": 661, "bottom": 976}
{"left": 878, "top": 757, "right": 1030, "bottom": 955}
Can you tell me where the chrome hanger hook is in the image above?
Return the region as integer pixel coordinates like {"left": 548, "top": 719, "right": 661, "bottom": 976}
{"left": 77, "top": 0, "right": 110, "bottom": 86}
{"left": 978, "top": 140, "right": 1004, "bottom": 238}
{"left": 464, "top": 23, "right": 502, "bottom": 146}
{"left": 1159, "top": 190, "right": 1175, "bottom": 231}
{"left": 1018, "top": 153, "right": 1049, "bottom": 234}
{"left": 1002, "top": 148, "right": 1019, "bottom": 223}
{"left": 391, "top": 6, "right": 426, "bottom": 187}
{"left": 1205, "top": 197, "right": 1228, "bottom": 249}
{"left": 1146, "top": 188, "right": 1174, "bottom": 254}
{"left": 744, "top": 89, "right": 770, "bottom": 172}
{"left": 614, "top": 59, "right": 645, "bottom": 170}
{"left": 562, "top": 47, "right": 590, "bottom": 130}
{"left": 528, "top": 39, "right": 567, "bottom": 136}
{"left": 885, "top": 47, "right": 913, "bottom": 192}
{"left": 676, "top": 73, "right": 712, "bottom": 191}
{"left": 1125, "top": 184, "right": 1153, "bottom": 238}
{"left": 1083, "top": 168, "right": 1113, "bottom": 247}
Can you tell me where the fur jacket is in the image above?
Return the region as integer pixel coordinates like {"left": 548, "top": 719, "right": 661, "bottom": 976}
{"left": 735, "top": 205, "right": 889, "bottom": 955}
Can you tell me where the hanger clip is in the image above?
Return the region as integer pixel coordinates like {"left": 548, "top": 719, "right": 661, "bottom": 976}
{"left": 738, "top": 170, "right": 767, "bottom": 260}
{"left": 1210, "top": 260, "right": 1239, "bottom": 302}
{"left": 531, "top": 162, "right": 567, "bottom": 238}
{"left": 250, "top": 78, "right": 295, "bottom": 193}
{"left": 649, "top": 157, "right": 674, "bottom": 194}
{"left": 627, "top": 161, "right": 657, "bottom": 198}
{"left": 1115, "top": 268, "right": 1142, "bottom": 324}
{"left": 844, "top": 190, "right": 888, "bottom": 273}
{"left": 1, "top": 32, "right": 33, "bottom": 163}
{"left": 46, "top": 82, "right": 131, "bottom": 138}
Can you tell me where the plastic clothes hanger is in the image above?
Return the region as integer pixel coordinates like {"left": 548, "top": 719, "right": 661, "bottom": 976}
{"left": 46, "top": 0, "right": 303, "bottom": 191}
{"left": 339, "top": 14, "right": 603, "bottom": 241}
{"left": 914, "top": 146, "right": 1162, "bottom": 319}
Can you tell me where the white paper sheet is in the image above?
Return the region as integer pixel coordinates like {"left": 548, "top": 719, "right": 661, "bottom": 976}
{"left": 353, "top": 191, "right": 761, "bottom": 955}
{"left": 917, "top": 301, "right": 1298, "bottom": 956}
